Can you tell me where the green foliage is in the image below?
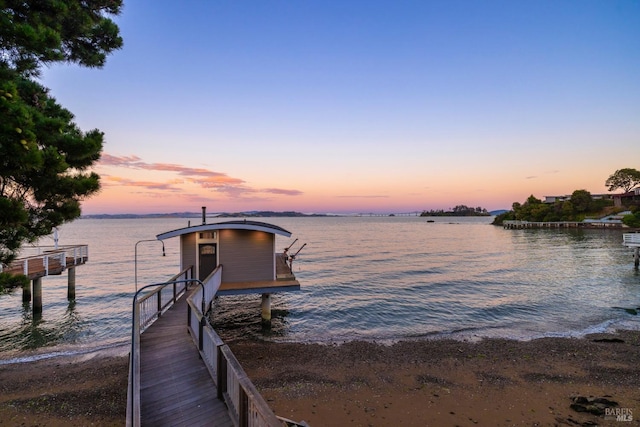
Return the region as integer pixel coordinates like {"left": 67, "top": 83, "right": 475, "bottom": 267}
{"left": 622, "top": 212, "right": 640, "bottom": 228}
{"left": 491, "top": 211, "right": 515, "bottom": 225}
{"left": 1, "top": 69, "right": 103, "bottom": 264}
{"left": 0, "top": 0, "right": 123, "bottom": 76}
{"left": 492, "top": 192, "right": 616, "bottom": 225}
{"left": 605, "top": 168, "right": 640, "bottom": 193}
{"left": 570, "top": 190, "right": 592, "bottom": 214}
{"left": 0, "top": 272, "right": 28, "bottom": 292}
{"left": 592, "top": 198, "right": 615, "bottom": 212}
{"left": 0, "top": 1, "right": 122, "bottom": 265}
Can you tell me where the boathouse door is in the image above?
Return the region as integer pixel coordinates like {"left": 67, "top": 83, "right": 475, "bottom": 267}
{"left": 198, "top": 243, "right": 217, "bottom": 281}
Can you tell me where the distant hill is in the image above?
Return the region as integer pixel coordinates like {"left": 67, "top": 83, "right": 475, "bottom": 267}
{"left": 216, "top": 211, "right": 327, "bottom": 218}
{"left": 489, "top": 209, "right": 508, "bottom": 216}
{"left": 82, "top": 211, "right": 326, "bottom": 219}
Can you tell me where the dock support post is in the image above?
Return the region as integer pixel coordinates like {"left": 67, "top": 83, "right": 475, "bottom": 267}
{"left": 67, "top": 267, "right": 76, "bottom": 300}
{"left": 22, "top": 280, "right": 31, "bottom": 302}
{"left": 33, "top": 277, "right": 42, "bottom": 314}
{"left": 634, "top": 247, "right": 639, "bottom": 269}
{"left": 261, "top": 293, "right": 272, "bottom": 327}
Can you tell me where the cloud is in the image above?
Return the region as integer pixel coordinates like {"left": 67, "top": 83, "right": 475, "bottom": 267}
{"left": 263, "top": 188, "right": 304, "bottom": 196}
{"left": 98, "top": 153, "right": 303, "bottom": 199}
{"left": 337, "top": 195, "right": 389, "bottom": 199}
{"left": 100, "top": 154, "right": 243, "bottom": 183}
{"left": 525, "top": 170, "right": 560, "bottom": 180}
{"left": 103, "top": 176, "right": 182, "bottom": 192}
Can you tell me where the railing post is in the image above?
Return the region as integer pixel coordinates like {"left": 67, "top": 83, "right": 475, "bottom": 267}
{"left": 217, "top": 346, "right": 227, "bottom": 400}
{"left": 157, "top": 291, "right": 162, "bottom": 317}
{"left": 199, "top": 315, "right": 204, "bottom": 351}
{"left": 173, "top": 282, "right": 177, "bottom": 303}
{"left": 187, "top": 303, "right": 192, "bottom": 331}
{"left": 67, "top": 267, "right": 76, "bottom": 300}
{"left": 239, "top": 388, "right": 249, "bottom": 427}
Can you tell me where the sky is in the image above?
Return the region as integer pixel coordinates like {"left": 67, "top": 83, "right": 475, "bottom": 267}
{"left": 39, "top": 0, "right": 640, "bottom": 215}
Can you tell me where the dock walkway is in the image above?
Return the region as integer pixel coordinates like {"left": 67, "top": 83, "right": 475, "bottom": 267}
{"left": 139, "top": 292, "right": 232, "bottom": 427}
{"left": 129, "top": 264, "right": 299, "bottom": 427}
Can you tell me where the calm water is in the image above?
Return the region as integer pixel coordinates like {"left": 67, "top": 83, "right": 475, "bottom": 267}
{"left": 1, "top": 216, "right": 639, "bottom": 362}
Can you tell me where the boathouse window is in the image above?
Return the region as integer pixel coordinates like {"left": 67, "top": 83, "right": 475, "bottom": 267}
{"left": 200, "top": 245, "right": 216, "bottom": 255}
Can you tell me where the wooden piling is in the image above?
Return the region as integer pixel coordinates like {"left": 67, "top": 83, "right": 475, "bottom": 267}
{"left": 261, "top": 293, "right": 272, "bottom": 326}
{"left": 33, "top": 277, "right": 42, "bottom": 314}
{"left": 67, "top": 267, "right": 76, "bottom": 300}
{"left": 635, "top": 247, "right": 639, "bottom": 269}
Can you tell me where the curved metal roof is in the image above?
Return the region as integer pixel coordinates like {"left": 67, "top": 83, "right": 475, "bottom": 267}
{"left": 156, "top": 220, "right": 292, "bottom": 240}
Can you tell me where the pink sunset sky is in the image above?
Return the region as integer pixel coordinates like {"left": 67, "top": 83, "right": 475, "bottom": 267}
{"left": 40, "top": 1, "right": 639, "bottom": 215}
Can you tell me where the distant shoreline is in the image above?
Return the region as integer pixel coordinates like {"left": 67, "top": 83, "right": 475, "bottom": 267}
{"left": 80, "top": 211, "right": 504, "bottom": 219}
{"left": 81, "top": 211, "right": 329, "bottom": 219}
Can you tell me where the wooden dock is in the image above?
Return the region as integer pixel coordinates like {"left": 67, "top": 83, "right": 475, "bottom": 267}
{"left": 128, "top": 266, "right": 294, "bottom": 427}
{"left": 1, "top": 245, "right": 89, "bottom": 312}
{"left": 502, "top": 220, "right": 624, "bottom": 229}
{"left": 623, "top": 233, "right": 640, "bottom": 268}
{"left": 139, "top": 292, "right": 232, "bottom": 426}
{"left": 1, "top": 245, "right": 88, "bottom": 279}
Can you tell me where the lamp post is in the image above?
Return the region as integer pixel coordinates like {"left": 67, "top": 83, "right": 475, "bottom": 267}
{"left": 134, "top": 239, "right": 165, "bottom": 292}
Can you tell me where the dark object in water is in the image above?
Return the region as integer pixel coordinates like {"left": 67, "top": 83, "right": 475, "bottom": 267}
{"left": 612, "top": 306, "right": 639, "bottom": 315}
{"left": 592, "top": 337, "right": 625, "bottom": 343}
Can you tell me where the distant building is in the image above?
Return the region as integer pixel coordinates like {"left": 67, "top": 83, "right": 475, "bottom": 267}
{"left": 612, "top": 188, "right": 640, "bottom": 207}
{"left": 544, "top": 195, "right": 571, "bottom": 203}
{"left": 544, "top": 193, "right": 613, "bottom": 204}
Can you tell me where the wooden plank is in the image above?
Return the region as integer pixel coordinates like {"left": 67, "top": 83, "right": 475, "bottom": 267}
{"left": 139, "top": 294, "right": 233, "bottom": 427}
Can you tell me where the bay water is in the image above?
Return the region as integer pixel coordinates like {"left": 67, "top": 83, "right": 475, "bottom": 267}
{"left": 1, "top": 216, "right": 639, "bottom": 363}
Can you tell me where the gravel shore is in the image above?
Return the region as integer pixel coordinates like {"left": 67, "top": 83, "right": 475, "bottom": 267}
{"left": 229, "top": 330, "right": 640, "bottom": 426}
{"left": 1, "top": 330, "right": 638, "bottom": 426}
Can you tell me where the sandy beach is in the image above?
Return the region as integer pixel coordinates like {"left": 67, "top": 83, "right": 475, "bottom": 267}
{"left": 1, "top": 331, "right": 638, "bottom": 426}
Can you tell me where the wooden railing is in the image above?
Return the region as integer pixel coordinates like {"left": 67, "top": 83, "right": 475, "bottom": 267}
{"left": 1, "top": 245, "right": 88, "bottom": 277}
{"left": 127, "top": 265, "right": 285, "bottom": 427}
{"left": 126, "top": 266, "right": 194, "bottom": 427}
{"left": 623, "top": 233, "right": 640, "bottom": 247}
{"left": 136, "top": 267, "right": 192, "bottom": 333}
{"left": 187, "top": 266, "right": 282, "bottom": 427}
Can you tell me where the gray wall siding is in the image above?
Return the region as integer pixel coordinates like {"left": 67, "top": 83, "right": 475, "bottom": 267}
{"left": 181, "top": 233, "right": 197, "bottom": 275}
{"left": 219, "top": 229, "right": 274, "bottom": 282}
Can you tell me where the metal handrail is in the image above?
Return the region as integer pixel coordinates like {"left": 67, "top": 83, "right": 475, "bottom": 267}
{"left": 126, "top": 266, "right": 195, "bottom": 427}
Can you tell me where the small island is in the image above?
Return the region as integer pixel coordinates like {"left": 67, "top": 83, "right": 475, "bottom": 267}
{"left": 420, "top": 205, "right": 490, "bottom": 217}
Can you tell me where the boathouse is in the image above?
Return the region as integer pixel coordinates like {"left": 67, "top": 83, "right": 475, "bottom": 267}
{"left": 155, "top": 216, "right": 301, "bottom": 323}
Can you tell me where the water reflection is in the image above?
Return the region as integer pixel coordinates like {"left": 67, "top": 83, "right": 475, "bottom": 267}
{"left": 5, "top": 298, "right": 84, "bottom": 351}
